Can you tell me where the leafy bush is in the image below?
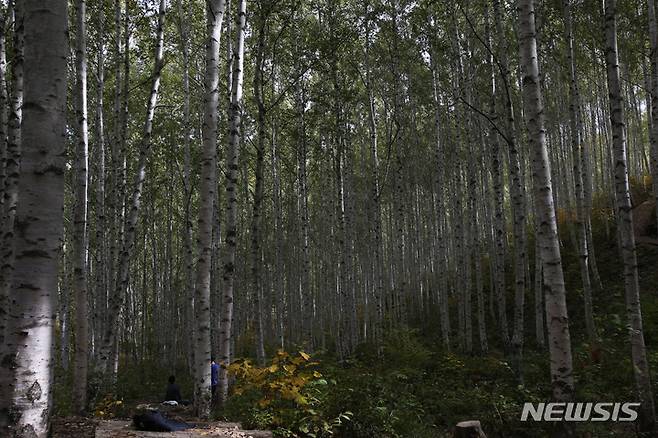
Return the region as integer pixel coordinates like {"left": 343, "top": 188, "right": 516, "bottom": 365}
{"left": 93, "top": 394, "right": 127, "bottom": 419}
{"left": 222, "top": 350, "right": 352, "bottom": 437}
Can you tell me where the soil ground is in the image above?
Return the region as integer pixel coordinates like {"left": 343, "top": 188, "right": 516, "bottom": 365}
{"left": 52, "top": 417, "right": 272, "bottom": 438}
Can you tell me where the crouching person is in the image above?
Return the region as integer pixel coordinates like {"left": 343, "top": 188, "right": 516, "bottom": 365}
{"left": 164, "top": 375, "right": 190, "bottom": 406}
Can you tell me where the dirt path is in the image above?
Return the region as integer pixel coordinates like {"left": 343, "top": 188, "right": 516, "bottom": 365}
{"left": 94, "top": 420, "right": 272, "bottom": 438}
{"left": 51, "top": 417, "right": 272, "bottom": 438}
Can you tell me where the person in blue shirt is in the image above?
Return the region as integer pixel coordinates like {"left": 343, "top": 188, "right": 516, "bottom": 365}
{"left": 211, "top": 357, "right": 219, "bottom": 400}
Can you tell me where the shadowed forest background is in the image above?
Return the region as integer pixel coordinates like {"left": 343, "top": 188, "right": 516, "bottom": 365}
{"left": 2, "top": 0, "right": 658, "bottom": 436}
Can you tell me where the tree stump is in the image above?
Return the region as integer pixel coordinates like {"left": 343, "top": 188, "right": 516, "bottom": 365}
{"left": 454, "top": 420, "right": 487, "bottom": 438}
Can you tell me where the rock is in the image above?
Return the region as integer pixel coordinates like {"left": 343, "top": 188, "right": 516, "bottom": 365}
{"left": 633, "top": 200, "right": 658, "bottom": 246}
{"left": 633, "top": 200, "right": 656, "bottom": 236}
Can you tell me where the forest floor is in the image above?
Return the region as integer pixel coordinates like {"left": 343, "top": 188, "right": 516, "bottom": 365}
{"left": 94, "top": 420, "right": 272, "bottom": 438}
{"left": 52, "top": 416, "right": 97, "bottom": 438}
{"left": 53, "top": 417, "right": 272, "bottom": 438}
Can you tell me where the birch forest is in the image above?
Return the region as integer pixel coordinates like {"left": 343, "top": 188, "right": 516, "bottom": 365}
{"left": 1, "top": 0, "right": 658, "bottom": 437}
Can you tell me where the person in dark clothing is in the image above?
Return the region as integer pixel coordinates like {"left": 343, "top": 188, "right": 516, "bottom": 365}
{"left": 165, "top": 375, "right": 182, "bottom": 402}
{"left": 133, "top": 410, "right": 192, "bottom": 432}
{"left": 211, "top": 358, "right": 219, "bottom": 399}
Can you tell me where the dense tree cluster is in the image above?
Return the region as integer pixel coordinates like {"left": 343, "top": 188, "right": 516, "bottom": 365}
{"left": 1, "top": 0, "right": 657, "bottom": 435}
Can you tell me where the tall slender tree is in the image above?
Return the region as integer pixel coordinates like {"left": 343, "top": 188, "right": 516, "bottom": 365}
{"left": 252, "top": 0, "right": 269, "bottom": 363}
{"left": 604, "top": 0, "right": 656, "bottom": 430}
{"left": 0, "top": 0, "right": 24, "bottom": 348}
{"left": 562, "top": 0, "right": 596, "bottom": 342}
{"left": 0, "top": 1, "right": 9, "bottom": 353}
{"left": 518, "top": 0, "right": 575, "bottom": 408}
{"left": 93, "top": 0, "right": 107, "bottom": 362}
{"left": 0, "top": 3, "right": 8, "bottom": 211}
{"left": 219, "top": 0, "right": 247, "bottom": 405}
{"left": 73, "top": 0, "right": 90, "bottom": 414}
{"left": 648, "top": 0, "right": 658, "bottom": 235}
{"left": 0, "top": 1, "right": 68, "bottom": 435}
{"left": 194, "top": 0, "right": 226, "bottom": 418}
{"left": 176, "top": 0, "right": 196, "bottom": 375}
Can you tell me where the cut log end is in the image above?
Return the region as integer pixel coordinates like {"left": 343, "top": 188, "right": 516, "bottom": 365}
{"left": 454, "top": 420, "right": 487, "bottom": 438}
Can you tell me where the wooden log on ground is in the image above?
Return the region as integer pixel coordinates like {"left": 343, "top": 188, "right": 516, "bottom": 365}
{"left": 454, "top": 420, "right": 487, "bottom": 438}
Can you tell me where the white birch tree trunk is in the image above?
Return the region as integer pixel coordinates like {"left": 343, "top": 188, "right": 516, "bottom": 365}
{"left": 533, "top": 217, "right": 545, "bottom": 349}
{"left": 296, "top": 83, "right": 312, "bottom": 350}
{"left": 492, "top": 0, "right": 527, "bottom": 365}
{"left": 219, "top": 0, "right": 246, "bottom": 405}
{"left": 518, "top": 0, "right": 575, "bottom": 405}
{"left": 252, "top": 3, "right": 267, "bottom": 361}
{"left": 0, "top": 2, "right": 10, "bottom": 351}
{"left": 104, "top": 0, "right": 121, "bottom": 363}
{"left": 365, "top": 4, "right": 385, "bottom": 348}
{"left": 73, "top": 0, "right": 90, "bottom": 414}
{"left": 0, "top": 4, "right": 10, "bottom": 209}
{"left": 483, "top": 5, "right": 510, "bottom": 350}
{"left": 175, "top": 0, "right": 196, "bottom": 375}
{"left": 0, "top": 0, "right": 23, "bottom": 346}
{"left": 648, "top": 0, "right": 658, "bottom": 236}
{"left": 92, "top": 0, "right": 107, "bottom": 364}
{"left": 604, "top": 0, "right": 656, "bottom": 429}
{"left": 474, "top": 133, "right": 488, "bottom": 354}
{"left": 0, "top": 1, "right": 68, "bottom": 435}
{"left": 429, "top": 50, "right": 451, "bottom": 350}
{"left": 270, "top": 120, "right": 285, "bottom": 349}
{"left": 0, "top": 3, "right": 7, "bottom": 213}
{"left": 194, "top": 0, "right": 226, "bottom": 418}
{"left": 563, "top": 0, "right": 597, "bottom": 343}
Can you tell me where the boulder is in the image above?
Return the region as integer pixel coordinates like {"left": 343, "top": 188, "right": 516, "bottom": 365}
{"left": 633, "top": 200, "right": 658, "bottom": 245}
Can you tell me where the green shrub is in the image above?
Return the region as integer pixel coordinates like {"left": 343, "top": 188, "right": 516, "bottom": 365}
{"left": 221, "top": 350, "right": 352, "bottom": 437}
